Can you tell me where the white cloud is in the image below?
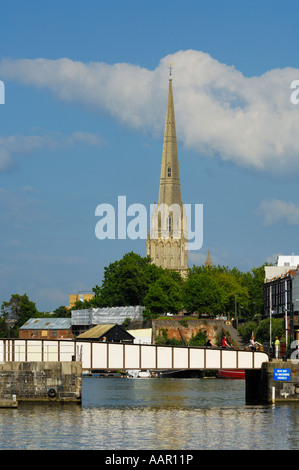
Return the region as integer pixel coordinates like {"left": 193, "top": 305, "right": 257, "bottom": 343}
{"left": 256, "top": 198, "right": 299, "bottom": 226}
{"left": 1, "top": 50, "right": 299, "bottom": 176}
{"left": 0, "top": 131, "right": 104, "bottom": 171}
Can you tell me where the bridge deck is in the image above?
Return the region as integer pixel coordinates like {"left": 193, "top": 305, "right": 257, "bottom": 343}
{"left": 0, "top": 339, "right": 269, "bottom": 371}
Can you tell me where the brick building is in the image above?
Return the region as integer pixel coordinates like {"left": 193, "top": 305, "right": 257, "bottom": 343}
{"left": 19, "top": 318, "right": 73, "bottom": 339}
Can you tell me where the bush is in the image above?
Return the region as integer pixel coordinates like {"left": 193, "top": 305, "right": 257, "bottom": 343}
{"left": 189, "top": 329, "right": 207, "bottom": 347}
{"left": 155, "top": 328, "right": 183, "bottom": 346}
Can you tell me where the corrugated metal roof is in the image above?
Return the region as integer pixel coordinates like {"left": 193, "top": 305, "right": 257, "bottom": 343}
{"left": 20, "top": 318, "right": 72, "bottom": 330}
{"left": 71, "top": 306, "right": 145, "bottom": 325}
{"left": 76, "top": 324, "right": 116, "bottom": 339}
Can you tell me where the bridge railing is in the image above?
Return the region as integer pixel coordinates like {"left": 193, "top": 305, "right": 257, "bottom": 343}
{"left": 0, "top": 339, "right": 269, "bottom": 371}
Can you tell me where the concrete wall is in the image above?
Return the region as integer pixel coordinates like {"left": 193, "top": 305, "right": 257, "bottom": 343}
{"left": 246, "top": 360, "right": 299, "bottom": 404}
{"left": 0, "top": 362, "right": 82, "bottom": 403}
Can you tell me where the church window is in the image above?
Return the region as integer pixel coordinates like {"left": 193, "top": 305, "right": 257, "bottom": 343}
{"left": 168, "top": 167, "right": 171, "bottom": 177}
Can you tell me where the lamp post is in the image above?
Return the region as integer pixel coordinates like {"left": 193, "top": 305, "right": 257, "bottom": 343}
{"left": 269, "top": 285, "right": 275, "bottom": 358}
{"left": 285, "top": 280, "right": 288, "bottom": 352}
{"left": 234, "top": 292, "right": 238, "bottom": 329}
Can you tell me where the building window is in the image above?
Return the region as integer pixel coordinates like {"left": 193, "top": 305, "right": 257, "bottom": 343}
{"left": 168, "top": 167, "right": 171, "bottom": 177}
{"left": 51, "top": 330, "right": 57, "bottom": 338}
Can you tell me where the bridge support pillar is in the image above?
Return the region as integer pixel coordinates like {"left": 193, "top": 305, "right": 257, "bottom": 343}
{"left": 245, "top": 369, "right": 263, "bottom": 404}
{"left": 245, "top": 360, "right": 299, "bottom": 404}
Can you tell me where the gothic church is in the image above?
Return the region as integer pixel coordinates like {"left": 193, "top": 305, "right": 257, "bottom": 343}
{"left": 146, "top": 71, "right": 188, "bottom": 277}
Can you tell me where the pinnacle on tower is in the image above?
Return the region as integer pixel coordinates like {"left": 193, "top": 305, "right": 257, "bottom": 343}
{"left": 205, "top": 250, "right": 213, "bottom": 267}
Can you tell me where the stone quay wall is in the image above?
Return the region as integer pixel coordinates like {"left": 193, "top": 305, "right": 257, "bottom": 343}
{"left": 246, "top": 360, "right": 299, "bottom": 404}
{"left": 152, "top": 318, "right": 228, "bottom": 345}
{"left": 0, "top": 361, "right": 82, "bottom": 403}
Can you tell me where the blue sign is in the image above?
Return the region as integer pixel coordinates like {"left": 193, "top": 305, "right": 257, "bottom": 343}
{"left": 274, "top": 368, "right": 291, "bottom": 381}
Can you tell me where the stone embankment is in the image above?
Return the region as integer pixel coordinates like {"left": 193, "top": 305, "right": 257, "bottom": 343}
{"left": 0, "top": 361, "right": 82, "bottom": 404}
{"left": 152, "top": 317, "right": 244, "bottom": 347}
{"left": 246, "top": 360, "right": 299, "bottom": 404}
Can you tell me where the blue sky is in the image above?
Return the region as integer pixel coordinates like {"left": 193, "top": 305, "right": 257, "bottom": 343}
{"left": 1, "top": 0, "right": 299, "bottom": 311}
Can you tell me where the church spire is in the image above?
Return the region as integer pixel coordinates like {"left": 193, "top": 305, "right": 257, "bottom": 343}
{"left": 158, "top": 71, "right": 182, "bottom": 207}
{"left": 146, "top": 70, "right": 188, "bottom": 277}
{"left": 205, "top": 250, "right": 213, "bottom": 267}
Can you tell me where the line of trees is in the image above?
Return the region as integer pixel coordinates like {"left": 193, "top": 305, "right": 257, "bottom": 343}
{"left": 1, "top": 251, "right": 279, "bottom": 341}
{"left": 87, "top": 252, "right": 266, "bottom": 321}
{"left": 0, "top": 294, "right": 68, "bottom": 338}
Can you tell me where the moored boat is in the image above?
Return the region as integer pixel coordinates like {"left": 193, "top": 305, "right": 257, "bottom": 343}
{"left": 217, "top": 369, "right": 245, "bottom": 379}
{"left": 137, "top": 370, "right": 151, "bottom": 378}
{"left": 127, "top": 369, "right": 152, "bottom": 378}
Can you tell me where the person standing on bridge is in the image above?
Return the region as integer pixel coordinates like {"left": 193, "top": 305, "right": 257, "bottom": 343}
{"left": 250, "top": 336, "right": 256, "bottom": 351}
{"left": 275, "top": 336, "right": 280, "bottom": 359}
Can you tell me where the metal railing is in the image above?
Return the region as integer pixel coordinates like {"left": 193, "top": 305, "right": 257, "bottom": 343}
{"left": 0, "top": 339, "right": 269, "bottom": 371}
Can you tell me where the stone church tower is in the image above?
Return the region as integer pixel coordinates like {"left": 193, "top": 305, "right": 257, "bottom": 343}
{"left": 146, "top": 71, "right": 188, "bottom": 277}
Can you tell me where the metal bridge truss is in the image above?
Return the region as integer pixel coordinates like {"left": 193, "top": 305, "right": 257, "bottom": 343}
{"left": 0, "top": 339, "right": 269, "bottom": 371}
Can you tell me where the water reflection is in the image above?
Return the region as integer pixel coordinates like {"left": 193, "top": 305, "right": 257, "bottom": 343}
{"left": 83, "top": 377, "right": 246, "bottom": 410}
{"left": 0, "top": 377, "right": 297, "bottom": 450}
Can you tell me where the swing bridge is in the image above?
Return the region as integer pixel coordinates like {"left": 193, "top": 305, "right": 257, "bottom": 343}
{"left": 0, "top": 338, "right": 269, "bottom": 372}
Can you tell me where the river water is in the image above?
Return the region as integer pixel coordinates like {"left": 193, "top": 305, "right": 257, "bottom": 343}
{"left": 0, "top": 376, "right": 298, "bottom": 450}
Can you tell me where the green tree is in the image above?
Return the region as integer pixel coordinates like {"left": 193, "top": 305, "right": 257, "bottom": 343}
{"left": 212, "top": 269, "right": 249, "bottom": 318}
{"left": 52, "top": 305, "right": 70, "bottom": 317}
{"left": 183, "top": 272, "right": 226, "bottom": 316}
{"left": 187, "top": 265, "right": 250, "bottom": 317}
{"left": 69, "top": 299, "right": 93, "bottom": 310}
{"left": 242, "top": 265, "right": 267, "bottom": 319}
{"left": 92, "top": 252, "right": 163, "bottom": 308}
{"left": 238, "top": 320, "right": 259, "bottom": 343}
{"left": 255, "top": 318, "right": 284, "bottom": 344}
{"left": 189, "top": 329, "right": 207, "bottom": 346}
{"left": 0, "top": 293, "right": 39, "bottom": 337}
{"left": 143, "top": 274, "right": 183, "bottom": 318}
{"left": 155, "top": 328, "right": 183, "bottom": 346}
{"left": 238, "top": 318, "right": 284, "bottom": 345}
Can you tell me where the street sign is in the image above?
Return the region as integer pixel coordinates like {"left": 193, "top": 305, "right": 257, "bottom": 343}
{"left": 274, "top": 368, "right": 291, "bottom": 381}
